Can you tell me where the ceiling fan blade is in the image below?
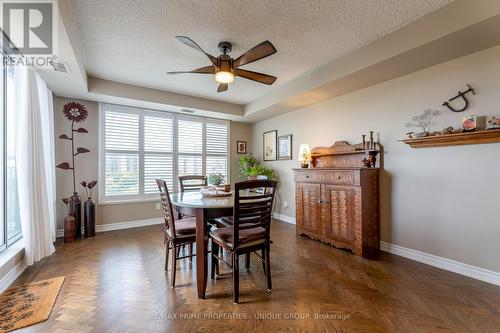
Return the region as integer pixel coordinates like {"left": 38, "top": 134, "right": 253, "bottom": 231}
{"left": 175, "top": 36, "right": 218, "bottom": 66}
{"left": 217, "top": 83, "right": 228, "bottom": 92}
{"left": 166, "top": 66, "right": 215, "bottom": 75}
{"left": 233, "top": 40, "right": 277, "bottom": 68}
{"left": 235, "top": 69, "right": 277, "bottom": 85}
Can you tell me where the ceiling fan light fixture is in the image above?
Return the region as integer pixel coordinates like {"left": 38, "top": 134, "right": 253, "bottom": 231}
{"left": 215, "top": 70, "right": 234, "bottom": 84}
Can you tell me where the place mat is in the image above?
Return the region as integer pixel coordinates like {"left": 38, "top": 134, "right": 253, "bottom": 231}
{"left": 0, "top": 276, "right": 65, "bottom": 332}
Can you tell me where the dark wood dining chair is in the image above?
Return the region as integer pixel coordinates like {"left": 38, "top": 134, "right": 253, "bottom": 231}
{"left": 178, "top": 175, "right": 207, "bottom": 192}
{"left": 156, "top": 179, "right": 196, "bottom": 288}
{"left": 209, "top": 179, "right": 277, "bottom": 304}
{"left": 178, "top": 175, "right": 208, "bottom": 257}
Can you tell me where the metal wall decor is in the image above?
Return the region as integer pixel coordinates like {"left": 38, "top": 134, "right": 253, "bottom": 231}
{"left": 442, "top": 84, "right": 475, "bottom": 112}
{"left": 56, "top": 101, "right": 90, "bottom": 239}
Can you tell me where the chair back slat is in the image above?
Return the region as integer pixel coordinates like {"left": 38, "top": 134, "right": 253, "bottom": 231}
{"left": 156, "top": 179, "right": 176, "bottom": 236}
{"left": 233, "top": 179, "right": 277, "bottom": 248}
{"left": 179, "top": 175, "right": 207, "bottom": 192}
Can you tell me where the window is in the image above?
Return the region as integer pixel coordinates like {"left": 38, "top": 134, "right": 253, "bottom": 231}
{"left": 99, "top": 104, "right": 229, "bottom": 203}
{"left": 1, "top": 52, "right": 22, "bottom": 253}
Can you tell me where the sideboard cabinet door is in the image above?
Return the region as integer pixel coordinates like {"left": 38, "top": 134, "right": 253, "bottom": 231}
{"left": 296, "top": 183, "right": 322, "bottom": 235}
{"left": 324, "top": 185, "right": 357, "bottom": 245}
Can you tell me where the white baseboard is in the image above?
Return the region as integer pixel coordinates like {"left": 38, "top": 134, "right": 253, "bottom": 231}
{"left": 0, "top": 259, "right": 28, "bottom": 293}
{"left": 56, "top": 218, "right": 163, "bottom": 238}
{"left": 273, "top": 212, "right": 296, "bottom": 224}
{"left": 380, "top": 241, "right": 500, "bottom": 286}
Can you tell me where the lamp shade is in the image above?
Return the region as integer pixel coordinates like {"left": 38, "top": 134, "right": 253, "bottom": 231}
{"left": 297, "top": 144, "right": 311, "bottom": 162}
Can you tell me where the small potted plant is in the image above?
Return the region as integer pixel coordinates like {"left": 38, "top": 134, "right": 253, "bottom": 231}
{"left": 207, "top": 172, "right": 225, "bottom": 186}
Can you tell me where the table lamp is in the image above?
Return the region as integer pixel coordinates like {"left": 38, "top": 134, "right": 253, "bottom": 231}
{"left": 298, "top": 144, "right": 311, "bottom": 168}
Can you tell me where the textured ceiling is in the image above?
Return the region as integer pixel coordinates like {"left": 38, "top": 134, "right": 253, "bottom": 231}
{"left": 59, "top": 0, "right": 452, "bottom": 105}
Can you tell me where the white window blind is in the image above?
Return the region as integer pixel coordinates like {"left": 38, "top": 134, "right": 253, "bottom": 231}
{"left": 144, "top": 115, "right": 174, "bottom": 193}
{"left": 104, "top": 111, "right": 140, "bottom": 197}
{"left": 178, "top": 118, "right": 203, "bottom": 178}
{"left": 100, "top": 104, "right": 230, "bottom": 203}
{"left": 206, "top": 120, "right": 228, "bottom": 182}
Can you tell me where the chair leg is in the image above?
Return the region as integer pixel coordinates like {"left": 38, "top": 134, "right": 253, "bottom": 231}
{"left": 265, "top": 245, "right": 272, "bottom": 291}
{"left": 233, "top": 253, "right": 239, "bottom": 304}
{"left": 211, "top": 242, "right": 219, "bottom": 280}
{"left": 165, "top": 243, "right": 170, "bottom": 272}
{"left": 245, "top": 253, "right": 250, "bottom": 270}
{"left": 171, "top": 244, "right": 177, "bottom": 288}
{"left": 188, "top": 243, "right": 193, "bottom": 263}
{"left": 261, "top": 249, "right": 266, "bottom": 275}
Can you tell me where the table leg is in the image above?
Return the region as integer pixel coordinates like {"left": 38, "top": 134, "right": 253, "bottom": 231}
{"left": 195, "top": 208, "right": 208, "bottom": 299}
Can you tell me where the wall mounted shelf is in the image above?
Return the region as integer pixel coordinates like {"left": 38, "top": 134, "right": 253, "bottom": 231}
{"left": 400, "top": 130, "right": 500, "bottom": 148}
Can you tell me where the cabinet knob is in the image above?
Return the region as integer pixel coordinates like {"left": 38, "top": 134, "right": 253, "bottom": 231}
{"left": 337, "top": 176, "right": 341, "bottom": 180}
{"left": 306, "top": 175, "right": 310, "bottom": 178}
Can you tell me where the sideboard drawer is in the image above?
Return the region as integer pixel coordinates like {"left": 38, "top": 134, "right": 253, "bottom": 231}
{"left": 294, "top": 170, "right": 355, "bottom": 185}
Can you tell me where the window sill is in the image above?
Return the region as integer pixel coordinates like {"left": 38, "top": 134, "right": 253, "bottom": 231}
{"left": 98, "top": 198, "right": 160, "bottom": 206}
{"left": 0, "top": 239, "right": 25, "bottom": 268}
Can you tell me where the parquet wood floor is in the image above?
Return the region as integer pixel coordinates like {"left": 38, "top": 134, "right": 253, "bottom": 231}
{"left": 10, "top": 221, "right": 500, "bottom": 333}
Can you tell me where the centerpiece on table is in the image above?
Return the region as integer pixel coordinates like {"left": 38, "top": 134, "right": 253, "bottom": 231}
{"left": 201, "top": 172, "right": 231, "bottom": 197}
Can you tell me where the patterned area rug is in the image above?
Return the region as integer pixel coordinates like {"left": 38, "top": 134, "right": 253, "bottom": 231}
{"left": 0, "top": 276, "right": 65, "bottom": 332}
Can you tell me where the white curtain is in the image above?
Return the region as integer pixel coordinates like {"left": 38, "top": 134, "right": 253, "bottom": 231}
{"left": 15, "top": 64, "right": 56, "bottom": 265}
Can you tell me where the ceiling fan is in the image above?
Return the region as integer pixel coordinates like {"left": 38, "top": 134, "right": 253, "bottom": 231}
{"left": 167, "top": 36, "right": 277, "bottom": 92}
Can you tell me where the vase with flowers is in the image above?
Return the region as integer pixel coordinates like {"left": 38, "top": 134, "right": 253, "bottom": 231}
{"left": 81, "top": 180, "right": 97, "bottom": 238}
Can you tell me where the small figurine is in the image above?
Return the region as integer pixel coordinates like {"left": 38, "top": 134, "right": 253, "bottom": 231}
{"left": 439, "top": 126, "right": 455, "bottom": 135}
{"left": 487, "top": 116, "right": 500, "bottom": 130}
{"left": 362, "top": 158, "right": 371, "bottom": 168}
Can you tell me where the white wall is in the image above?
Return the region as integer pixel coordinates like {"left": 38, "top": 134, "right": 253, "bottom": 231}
{"left": 252, "top": 45, "right": 500, "bottom": 273}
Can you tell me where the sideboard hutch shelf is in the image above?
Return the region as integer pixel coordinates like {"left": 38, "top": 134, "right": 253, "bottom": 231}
{"left": 400, "top": 130, "right": 500, "bottom": 148}
{"left": 294, "top": 141, "right": 381, "bottom": 258}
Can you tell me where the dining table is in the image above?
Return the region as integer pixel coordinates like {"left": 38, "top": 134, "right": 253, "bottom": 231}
{"left": 170, "top": 191, "right": 234, "bottom": 299}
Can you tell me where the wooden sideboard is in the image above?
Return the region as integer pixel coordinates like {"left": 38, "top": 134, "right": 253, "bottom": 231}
{"left": 294, "top": 141, "right": 380, "bottom": 258}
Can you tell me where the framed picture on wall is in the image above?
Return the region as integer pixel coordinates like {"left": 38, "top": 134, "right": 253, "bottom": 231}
{"left": 263, "top": 130, "right": 277, "bottom": 161}
{"left": 237, "top": 141, "right": 247, "bottom": 154}
{"left": 278, "top": 134, "right": 292, "bottom": 160}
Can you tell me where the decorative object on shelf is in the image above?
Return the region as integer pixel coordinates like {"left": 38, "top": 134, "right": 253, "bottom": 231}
{"left": 238, "top": 156, "right": 276, "bottom": 180}
{"left": 462, "top": 115, "right": 477, "bottom": 132}
{"left": 405, "top": 109, "right": 440, "bottom": 137}
{"left": 369, "top": 131, "right": 374, "bottom": 150}
{"left": 294, "top": 140, "right": 382, "bottom": 258}
{"left": 81, "top": 180, "right": 97, "bottom": 238}
{"left": 207, "top": 172, "right": 225, "bottom": 186}
{"left": 236, "top": 141, "right": 247, "bottom": 154}
{"left": 278, "top": 134, "right": 292, "bottom": 160}
{"left": 442, "top": 84, "right": 475, "bottom": 112}
{"left": 399, "top": 130, "right": 500, "bottom": 148}
{"left": 487, "top": 116, "right": 500, "bottom": 130}
{"left": 439, "top": 126, "right": 456, "bottom": 135}
{"left": 62, "top": 198, "right": 76, "bottom": 243}
{"left": 362, "top": 135, "right": 366, "bottom": 149}
{"left": 56, "top": 101, "right": 90, "bottom": 239}
{"left": 263, "top": 130, "right": 277, "bottom": 161}
{"left": 297, "top": 144, "right": 311, "bottom": 168}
